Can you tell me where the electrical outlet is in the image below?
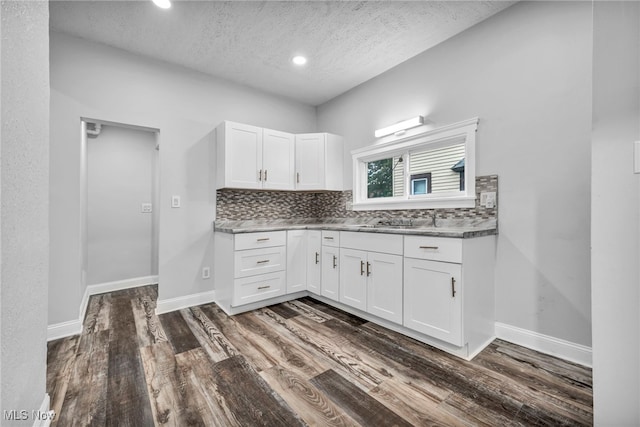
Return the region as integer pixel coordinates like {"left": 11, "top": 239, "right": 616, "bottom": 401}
{"left": 171, "top": 195, "right": 181, "bottom": 208}
{"left": 141, "top": 203, "right": 152, "bottom": 213}
{"left": 202, "top": 267, "right": 210, "bottom": 279}
{"left": 345, "top": 200, "right": 353, "bottom": 211}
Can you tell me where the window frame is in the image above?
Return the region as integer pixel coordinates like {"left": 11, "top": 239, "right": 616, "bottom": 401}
{"left": 351, "top": 117, "right": 478, "bottom": 211}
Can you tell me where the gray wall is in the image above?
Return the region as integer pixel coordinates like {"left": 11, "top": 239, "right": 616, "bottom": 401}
{"left": 317, "top": 1, "right": 593, "bottom": 347}
{"left": 591, "top": 2, "right": 640, "bottom": 424}
{"left": 0, "top": 0, "right": 50, "bottom": 421}
{"left": 49, "top": 32, "right": 317, "bottom": 325}
{"left": 87, "top": 124, "right": 157, "bottom": 285}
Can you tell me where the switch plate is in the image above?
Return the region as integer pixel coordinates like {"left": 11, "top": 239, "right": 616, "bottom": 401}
{"left": 202, "top": 267, "right": 211, "bottom": 279}
{"left": 141, "top": 203, "right": 153, "bottom": 213}
{"left": 345, "top": 200, "right": 353, "bottom": 211}
{"left": 171, "top": 195, "right": 181, "bottom": 208}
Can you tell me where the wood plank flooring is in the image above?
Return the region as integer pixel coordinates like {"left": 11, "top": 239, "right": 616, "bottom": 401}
{"left": 47, "top": 286, "right": 593, "bottom": 426}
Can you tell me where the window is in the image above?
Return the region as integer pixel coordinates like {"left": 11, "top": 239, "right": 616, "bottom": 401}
{"left": 351, "top": 118, "right": 478, "bottom": 210}
{"left": 410, "top": 173, "right": 431, "bottom": 195}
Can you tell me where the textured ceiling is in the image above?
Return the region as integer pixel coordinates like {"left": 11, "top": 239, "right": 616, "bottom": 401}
{"left": 50, "top": 1, "right": 516, "bottom": 106}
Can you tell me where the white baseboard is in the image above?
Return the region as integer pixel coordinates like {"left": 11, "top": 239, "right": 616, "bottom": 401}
{"left": 495, "top": 322, "right": 592, "bottom": 367}
{"left": 86, "top": 275, "right": 158, "bottom": 296}
{"left": 47, "top": 275, "right": 158, "bottom": 341}
{"left": 33, "top": 393, "right": 54, "bottom": 427}
{"left": 156, "top": 290, "right": 216, "bottom": 315}
{"left": 47, "top": 319, "right": 83, "bottom": 342}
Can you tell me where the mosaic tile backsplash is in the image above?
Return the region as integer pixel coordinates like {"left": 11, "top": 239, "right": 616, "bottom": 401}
{"left": 216, "top": 175, "right": 498, "bottom": 221}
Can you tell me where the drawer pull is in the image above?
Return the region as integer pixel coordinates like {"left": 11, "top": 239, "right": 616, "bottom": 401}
{"left": 256, "top": 238, "right": 270, "bottom": 242}
{"left": 256, "top": 259, "right": 270, "bottom": 264}
{"left": 324, "top": 236, "right": 334, "bottom": 240}
{"left": 332, "top": 255, "right": 337, "bottom": 269}
{"left": 258, "top": 285, "right": 271, "bottom": 290}
{"left": 315, "top": 252, "right": 319, "bottom": 264}
{"left": 419, "top": 245, "right": 439, "bottom": 250}
{"left": 366, "top": 261, "right": 371, "bottom": 277}
{"left": 360, "top": 260, "right": 365, "bottom": 275}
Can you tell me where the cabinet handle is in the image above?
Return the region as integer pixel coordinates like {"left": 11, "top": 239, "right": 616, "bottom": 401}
{"left": 256, "top": 259, "right": 269, "bottom": 264}
{"left": 451, "top": 277, "right": 456, "bottom": 297}
{"left": 256, "top": 237, "right": 270, "bottom": 242}
{"left": 297, "top": 172, "right": 300, "bottom": 183}
{"left": 258, "top": 285, "right": 271, "bottom": 290}
{"left": 332, "top": 255, "right": 337, "bottom": 269}
{"left": 360, "top": 260, "right": 365, "bottom": 275}
{"left": 315, "top": 252, "right": 319, "bottom": 264}
{"left": 323, "top": 236, "right": 334, "bottom": 240}
{"left": 419, "top": 246, "right": 439, "bottom": 250}
{"left": 259, "top": 169, "right": 263, "bottom": 181}
{"left": 366, "top": 261, "right": 371, "bottom": 277}
{"left": 264, "top": 169, "right": 268, "bottom": 181}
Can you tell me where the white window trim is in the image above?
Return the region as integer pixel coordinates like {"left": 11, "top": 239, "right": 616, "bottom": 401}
{"left": 352, "top": 117, "right": 478, "bottom": 211}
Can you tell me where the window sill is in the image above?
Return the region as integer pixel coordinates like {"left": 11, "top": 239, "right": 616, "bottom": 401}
{"left": 352, "top": 196, "right": 476, "bottom": 211}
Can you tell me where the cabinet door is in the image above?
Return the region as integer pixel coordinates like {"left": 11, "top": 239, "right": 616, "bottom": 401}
{"left": 307, "top": 231, "right": 322, "bottom": 294}
{"left": 295, "top": 133, "right": 325, "bottom": 190}
{"left": 339, "top": 248, "right": 367, "bottom": 311}
{"left": 367, "top": 252, "right": 403, "bottom": 324}
{"left": 404, "top": 258, "right": 462, "bottom": 346}
{"left": 321, "top": 246, "right": 339, "bottom": 301}
{"left": 286, "top": 230, "right": 307, "bottom": 294}
{"left": 222, "top": 122, "right": 263, "bottom": 189}
{"left": 263, "top": 129, "right": 295, "bottom": 190}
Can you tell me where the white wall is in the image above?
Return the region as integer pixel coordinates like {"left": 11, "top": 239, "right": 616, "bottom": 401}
{"left": 87, "top": 124, "right": 157, "bottom": 285}
{"left": 49, "top": 32, "right": 317, "bottom": 325}
{"left": 318, "top": 1, "right": 593, "bottom": 347}
{"left": 591, "top": 2, "right": 640, "bottom": 424}
{"left": 0, "top": 0, "right": 50, "bottom": 421}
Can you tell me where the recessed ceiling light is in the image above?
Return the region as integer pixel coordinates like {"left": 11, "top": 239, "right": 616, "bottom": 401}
{"left": 292, "top": 55, "right": 307, "bottom": 66}
{"left": 152, "top": 0, "right": 171, "bottom": 9}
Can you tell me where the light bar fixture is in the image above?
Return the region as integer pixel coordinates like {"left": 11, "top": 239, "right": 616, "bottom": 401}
{"left": 374, "top": 115, "right": 424, "bottom": 138}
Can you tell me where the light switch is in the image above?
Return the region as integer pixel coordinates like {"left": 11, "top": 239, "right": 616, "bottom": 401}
{"left": 171, "top": 195, "right": 181, "bottom": 208}
{"left": 480, "top": 192, "right": 496, "bottom": 208}
{"left": 141, "top": 203, "right": 152, "bottom": 213}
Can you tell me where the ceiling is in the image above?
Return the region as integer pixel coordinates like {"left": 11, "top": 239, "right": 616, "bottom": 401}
{"left": 49, "top": 1, "right": 516, "bottom": 106}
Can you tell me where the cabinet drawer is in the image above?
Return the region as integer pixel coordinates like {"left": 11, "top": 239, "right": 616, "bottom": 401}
{"left": 232, "top": 272, "right": 286, "bottom": 307}
{"left": 321, "top": 230, "right": 340, "bottom": 247}
{"left": 404, "top": 235, "right": 462, "bottom": 263}
{"left": 235, "top": 231, "right": 286, "bottom": 250}
{"left": 234, "top": 246, "right": 286, "bottom": 278}
{"left": 340, "top": 231, "right": 403, "bottom": 255}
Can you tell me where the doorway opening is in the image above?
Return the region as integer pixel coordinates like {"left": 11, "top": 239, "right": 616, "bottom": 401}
{"left": 80, "top": 119, "right": 160, "bottom": 293}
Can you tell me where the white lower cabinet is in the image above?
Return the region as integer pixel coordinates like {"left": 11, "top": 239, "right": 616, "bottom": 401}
{"left": 214, "top": 231, "right": 287, "bottom": 311}
{"left": 286, "top": 230, "right": 307, "bottom": 293}
{"left": 339, "top": 248, "right": 368, "bottom": 311}
{"left": 339, "top": 232, "right": 403, "bottom": 324}
{"left": 321, "top": 246, "right": 340, "bottom": 300}
{"left": 366, "top": 251, "right": 403, "bottom": 324}
{"left": 307, "top": 231, "right": 322, "bottom": 294}
{"left": 404, "top": 258, "right": 462, "bottom": 346}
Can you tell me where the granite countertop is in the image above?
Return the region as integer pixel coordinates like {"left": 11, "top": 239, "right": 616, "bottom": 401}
{"left": 213, "top": 217, "right": 497, "bottom": 239}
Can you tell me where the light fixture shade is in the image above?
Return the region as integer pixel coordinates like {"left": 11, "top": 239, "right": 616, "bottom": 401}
{"left": 375, "top": 115, "right": 424, "bottom": 138}
{"left": 152, "top": 0, "right": 171, "bottom": 9}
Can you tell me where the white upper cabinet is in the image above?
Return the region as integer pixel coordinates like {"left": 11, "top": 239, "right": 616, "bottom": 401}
{"left": 216, "top": 121, "right": 295, "bottom": 190}
{"left": 262, "top": 128, "right": 295, "bottom": 190}
{"left": 216, "top": 121, "right": 263, "bottom": 189}
{"left": 295, "top": 133, "right": 343, "bottom": 191}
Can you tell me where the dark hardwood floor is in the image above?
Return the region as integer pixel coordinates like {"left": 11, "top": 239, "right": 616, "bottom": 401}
{"left": 47, "top": 285, "right": 593, "bottom": 426}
